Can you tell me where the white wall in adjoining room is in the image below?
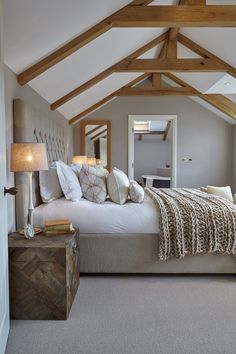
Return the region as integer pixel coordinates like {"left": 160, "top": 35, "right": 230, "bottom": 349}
{"left": 73, "top": 94, "right": 233, "bottom": 190}
{"left": 4, "top": 65, "right": 73, "bottom": 233}
{"left": 134, "top": 134, "right": 172, "bottom": 182}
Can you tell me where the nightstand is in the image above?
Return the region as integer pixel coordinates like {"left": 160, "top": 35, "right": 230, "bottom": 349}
{"left": 8, "top": 230, "right": 80, "bottom": 320}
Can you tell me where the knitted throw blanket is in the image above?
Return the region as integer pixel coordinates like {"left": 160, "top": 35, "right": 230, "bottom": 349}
{"left": 145, "top": 187, "right": 236, "bottom": 261}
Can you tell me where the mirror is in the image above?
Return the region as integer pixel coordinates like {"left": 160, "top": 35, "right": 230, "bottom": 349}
{"left": 80, "top": 120, "right": 111, "bottom": 171}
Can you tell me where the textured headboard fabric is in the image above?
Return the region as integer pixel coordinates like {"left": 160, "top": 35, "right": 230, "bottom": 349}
{"left": 13, "top": 99, "right": 69, "bottom": 229}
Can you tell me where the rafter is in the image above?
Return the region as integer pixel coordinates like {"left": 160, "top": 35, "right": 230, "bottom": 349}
{"left": 177, "top": 33, "right": 236, "bottom": 79}
{"left": 163, "top": 121, "right": 171, "bottom": 141}
{"left": 117, "top": 87, "right": 198, "bottom": 96}
{"left": 115, "top": 59, "right": 231, "bottom": 73}
{"left": 164, "top": 73, "right": 236, "bottom": 121}
{"left": 17, "top": 0, "right": 154, "bottom": 85}
{"left": 86, "top": 125, "right": 105, "bottom": 136}
{"left": 69, "top": 73, "right": 150, "bottom": 125}
{"left": 51, "top": 31, "right": 168, "bottom": 110}
{"left": 90, "top": 128, "right": 107, "bottom": 141}
{"left": 108, "top": 6, "right": 236, "bottom": 28}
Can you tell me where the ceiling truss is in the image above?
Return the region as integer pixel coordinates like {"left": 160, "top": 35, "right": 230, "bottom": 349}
{"left": 14, "top": 0, "right": 236, "bottom": 125}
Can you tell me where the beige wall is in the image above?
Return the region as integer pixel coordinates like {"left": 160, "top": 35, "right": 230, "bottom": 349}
{"left": 4, "top": 65, "right": 73, "bottom": 233}
{"left": 74, "top": 95, "right": 233, "bottom": 190}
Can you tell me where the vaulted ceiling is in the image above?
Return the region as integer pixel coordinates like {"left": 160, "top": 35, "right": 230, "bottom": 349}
{"left": 3, "top": 0, "right": 236, "bottom": 125}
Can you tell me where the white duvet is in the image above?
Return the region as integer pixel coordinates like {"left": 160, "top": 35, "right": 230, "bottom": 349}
{"left": 33, "top": 194, "right": 159, "bottom": 234}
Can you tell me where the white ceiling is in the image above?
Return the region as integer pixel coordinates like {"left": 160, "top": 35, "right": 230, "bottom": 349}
{"left": 3, "top": 0, "right": 236, "bottom": 124}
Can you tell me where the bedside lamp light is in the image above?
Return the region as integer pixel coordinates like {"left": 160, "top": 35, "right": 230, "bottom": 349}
{"left": 11, "top": 143, "right": 48, "bottom": 226}
{"left": 87, "top": 157, "right": 96, "bottom": 166}
{"left": 96, "top": 159, "right": 103, "bottom": 165}
{"left": 72, "top": 155, "right": 87, "bottom": 164}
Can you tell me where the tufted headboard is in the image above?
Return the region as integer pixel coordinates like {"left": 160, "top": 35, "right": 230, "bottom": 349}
{"left": 13, "top": 99, "right": 70, "bottom": 229}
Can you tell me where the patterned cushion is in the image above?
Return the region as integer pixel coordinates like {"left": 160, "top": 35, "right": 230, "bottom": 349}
{"left": 79, "top": 165, "right": 108, "bottom": 203}
{"left": 129, "top": 181, "right": 145, "bottom": 203}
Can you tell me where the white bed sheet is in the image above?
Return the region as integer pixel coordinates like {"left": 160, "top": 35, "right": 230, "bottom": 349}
{"left": 33, "top": 195, "right": 159, "bottom": 234}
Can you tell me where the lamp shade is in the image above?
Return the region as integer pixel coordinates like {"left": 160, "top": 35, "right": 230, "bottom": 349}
{"left": 87, "top": 157, "right": 96, "bottom": 166}
{"left": 11, "top": 143, "right": 49, "bottom": 172}
{"left": 72, "top": 155, "right": 87, "bottom": 164}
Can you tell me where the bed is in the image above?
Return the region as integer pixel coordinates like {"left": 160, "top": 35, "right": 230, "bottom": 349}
{"left": 13, "top": 99, "right": 236, "bottom": 273}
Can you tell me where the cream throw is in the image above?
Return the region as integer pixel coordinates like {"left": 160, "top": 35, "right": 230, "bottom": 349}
{"left": 146, "top": 187, "right": 236, "bottom": 261}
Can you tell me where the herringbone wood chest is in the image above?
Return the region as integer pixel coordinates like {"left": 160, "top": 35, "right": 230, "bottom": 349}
{"left": 8, "top": 230, "right": 79, "bottom": 320}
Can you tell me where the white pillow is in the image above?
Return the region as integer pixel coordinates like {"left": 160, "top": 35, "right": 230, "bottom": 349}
{"left": 56, "top": 161, "right": 82, "bottom": 202}
{"left": 39, "top": 167, "right": 63, "bottom": 203}
{"left": 129, "top": 181, "right": 144, "bottom": 203}
{"left": 207, "top": 185, "right": 233, "bottom": 202}
{"left": 107, "top": 167, "right": 130, "bottom": 205}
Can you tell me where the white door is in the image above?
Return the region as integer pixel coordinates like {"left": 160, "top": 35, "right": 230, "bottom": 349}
{"left": 0, "top": 0, "right": 10, "bottom": 352}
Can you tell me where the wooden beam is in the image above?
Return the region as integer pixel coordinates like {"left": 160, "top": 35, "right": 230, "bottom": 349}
{"left": 17, "top": 22, "right": 112, "bottom": 85}
{"left": 199, "top": 94, "right": 236, "bottom": 120}
{"left": 117, "top": 87, "right": 198, "bottom": 96}
{"left": 108, "top": 6, "right": 236, "bottom": 28}
{"left": 69, "top": 73, "right": 149, "bottom": 125}
{"left": 135, "top": 131, "right": 165, "bottom": 135}
{"left": 17, "top": 0, "right": 154, "bottom": 86}
{"left": 86, "top": 125, "right": 105, "bottom": 136}
{"left": 90, "top": 128, "right": 107, "bottom": 140}
{"left": 51, "top": 31, "right": 168, "bottom": 110}
{"left": 152, "top": 73, "right": 162, "bottom": 88}
{"left": 115, "top": 59, "right": 230, "bottom": 73}
{"left": 177, "top": 33, "right": 236, "bottom": 79}
{"left": 163, "top": 121, "right": 171, "bottom": 141}
{"left": 164, "top": 73, "right": 236, "bottom": 121}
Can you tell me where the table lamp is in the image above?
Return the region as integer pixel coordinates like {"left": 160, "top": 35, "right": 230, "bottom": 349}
{"left": 87, "top": 157, "right": 96, "bottom": 166}
{"left": 11, "top": 143, "right": 48, "bottom": 229}
{"left": 71, "top": 155, "right": 87, "bottom": 164}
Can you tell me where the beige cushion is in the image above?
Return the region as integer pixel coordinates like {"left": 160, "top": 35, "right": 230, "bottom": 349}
{"left": 129, "top": 181, "right": 144, "bottom": 203}
{"left": 207, "top": 185, "right": 233, "bottom": 202}
{"left": 56, "top": 161, "right": 82, "bottom": 202}
{"left": 79, "top": 165, "right": 108, "bottom": 204}
{"left": 39, "top": 166, "right": 63, "bottom": 203}
{"left": 200, "top": 186, "right": 208, "bottom": 193}
{"left": 107, "top": 168, "right": 130, "bottom": 205}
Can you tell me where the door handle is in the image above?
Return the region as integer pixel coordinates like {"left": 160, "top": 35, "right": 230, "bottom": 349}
{"left": 4, "top": 187, "right": 18, "bottom": 196}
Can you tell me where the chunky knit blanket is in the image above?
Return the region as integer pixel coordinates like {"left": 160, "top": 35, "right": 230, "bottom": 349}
{"left": 145, "top": 187, "right": 236, "bottom": 261}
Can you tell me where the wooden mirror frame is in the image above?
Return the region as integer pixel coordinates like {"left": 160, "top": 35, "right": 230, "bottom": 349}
{"left": 80, "top": 119, "right": 111, "bottom": 171}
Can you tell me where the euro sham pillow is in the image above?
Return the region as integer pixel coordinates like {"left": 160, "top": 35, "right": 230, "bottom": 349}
{"left": 107, "top": 167, "right": 130, "bottom": 205}
{"left": 39, "top": 166, "right": 63, "bottom": 203}
{"left": 79, "top": 165, "right": 108, "bottom": 203}
{"left": 207, "top": 185, "right": 233, "bottom": 202}
{"left": 56, "top": 161, "right": 82, "bottom": 202}
{"left": 129, "top": 181, "right": 144, "bottom": 203}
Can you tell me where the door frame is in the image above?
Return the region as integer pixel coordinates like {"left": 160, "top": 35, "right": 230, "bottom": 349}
{"left": 0, "top": 0, "right": 10, "bottom": 351}
{"left": 128, "top": 115, "right": 177, "bottom": 187}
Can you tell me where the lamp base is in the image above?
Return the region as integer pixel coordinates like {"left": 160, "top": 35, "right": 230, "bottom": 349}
{"left": 18, "top": 227, "right": 43, "bottom": 236}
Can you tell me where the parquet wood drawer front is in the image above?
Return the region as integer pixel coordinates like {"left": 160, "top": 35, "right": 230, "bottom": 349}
{"left": 8, "top": 231, "right": 80, "bottom": 320}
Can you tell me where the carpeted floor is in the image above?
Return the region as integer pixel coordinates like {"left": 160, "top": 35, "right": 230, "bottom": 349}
{"left": 6, "top": 275, "right": 236, "bottom": 354}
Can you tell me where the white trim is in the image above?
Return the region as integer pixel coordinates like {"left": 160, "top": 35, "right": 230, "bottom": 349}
{"left": 128, "top": 115, "right": 177, "bottom": 187}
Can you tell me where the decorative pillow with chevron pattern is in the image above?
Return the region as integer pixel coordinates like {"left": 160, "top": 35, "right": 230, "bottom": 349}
{"left": 79, "top": 165, "right": 108, "bottom": 203}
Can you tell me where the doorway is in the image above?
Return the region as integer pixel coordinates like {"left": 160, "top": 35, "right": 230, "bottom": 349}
{"left": 128, "top": 115, "right": 177, "bottom": 187}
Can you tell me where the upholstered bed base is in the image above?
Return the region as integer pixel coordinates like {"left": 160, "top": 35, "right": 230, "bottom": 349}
{"left": 79, "top": 234, "right": 236, "bottom": 273}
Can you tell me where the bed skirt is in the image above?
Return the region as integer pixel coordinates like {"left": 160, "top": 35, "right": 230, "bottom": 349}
{"left": 79, "top": 234, "right": 236, "bottom": 274}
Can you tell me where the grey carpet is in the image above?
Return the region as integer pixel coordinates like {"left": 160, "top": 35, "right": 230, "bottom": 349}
{"left": 6, "top": 275, "right": 236, "bottom": 354}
